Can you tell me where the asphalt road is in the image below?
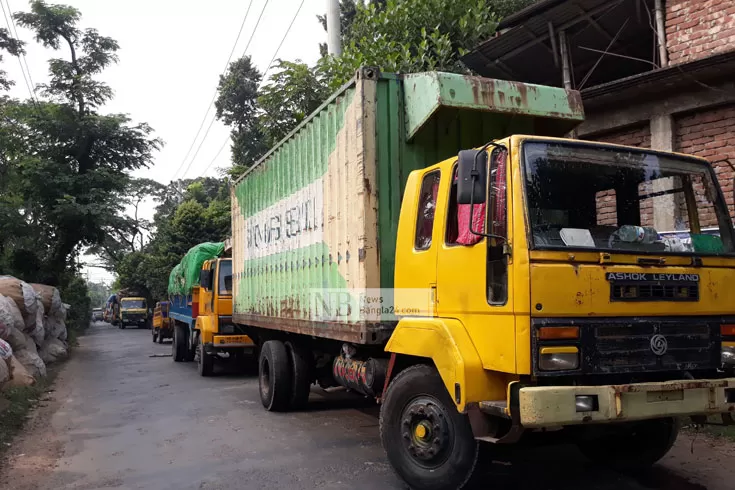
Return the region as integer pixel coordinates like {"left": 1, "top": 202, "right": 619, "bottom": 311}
{"left": 2, "top": 322, "right": 734, "bottom": 490}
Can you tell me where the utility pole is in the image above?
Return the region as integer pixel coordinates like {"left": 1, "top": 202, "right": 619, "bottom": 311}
{"left": 326, "top": 0, "right": 341, "bottom": 56}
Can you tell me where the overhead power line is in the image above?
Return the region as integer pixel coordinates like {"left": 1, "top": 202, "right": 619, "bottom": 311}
{"left": 5, "top": 0, "right": 37, "bottom": 102}
{"left": 181, "top": 0, "right": 272, "bottom": 180}
{"left": 196, "top": 0, "right": 305, "bottom": 179}
{"left": 170, "top": 0, "right": 256, "bottom": 181}
{"left": 0, "top": 0, "right": 37, "bottom": 105}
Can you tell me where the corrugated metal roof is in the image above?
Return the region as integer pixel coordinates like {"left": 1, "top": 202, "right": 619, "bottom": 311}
{"left": 464, "top": 0, "right": 656, "bottom": 90}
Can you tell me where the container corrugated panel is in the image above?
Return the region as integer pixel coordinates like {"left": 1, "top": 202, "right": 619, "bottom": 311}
{"left": 232, "top": 70, "right": 382, "bottom": 344}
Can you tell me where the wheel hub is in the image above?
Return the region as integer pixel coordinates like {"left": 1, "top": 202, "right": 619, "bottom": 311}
{"left": 400, "top": 397, "right": 451, "bottom": 465}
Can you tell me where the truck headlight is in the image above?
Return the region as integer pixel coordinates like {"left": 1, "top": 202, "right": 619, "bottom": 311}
{"left": 219, "top": 324, "right": 234, "bottom": 334}
{"left": 722, "top": 343, "right": 735, "bottom": 365}
{"left": 539, "top": 347, "right": 579, "bottom": 371}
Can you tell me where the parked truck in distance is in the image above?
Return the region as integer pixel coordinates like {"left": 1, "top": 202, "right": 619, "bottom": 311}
{"left": 117, "top": 296, "right": 150, "bottom": 329}
{"left": 229, "top": 68, "right": 735, "bottom": 490}
{"left": 168, "top": 241, "right": 254, "bottom": 376}
{"left": 151, "top": 301, "right": 173, "bottom": 344}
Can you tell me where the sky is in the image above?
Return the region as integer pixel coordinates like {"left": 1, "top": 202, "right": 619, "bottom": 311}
{"left": 1, "top": 0, "right": 326, "bottom": 285}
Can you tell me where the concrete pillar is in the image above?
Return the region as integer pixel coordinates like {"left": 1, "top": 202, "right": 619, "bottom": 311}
{"left": 649, "top": 114, "right": 681, "bottom": 231}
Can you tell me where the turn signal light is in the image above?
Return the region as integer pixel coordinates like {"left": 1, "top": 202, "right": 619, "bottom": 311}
{"left": 538, "top": 326, "right": 580, "bottom": 340}
{"left": 721, "top": 324, "right": 735, "bottom": 337}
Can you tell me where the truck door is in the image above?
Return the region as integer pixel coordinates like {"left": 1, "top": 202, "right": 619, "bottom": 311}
{"left": 436, "top": 147, "right": 517, "bottom": 374}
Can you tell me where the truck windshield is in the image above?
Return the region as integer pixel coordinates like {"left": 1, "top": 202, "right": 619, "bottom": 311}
{"left": 121, "top": 300, "right": 145, "bottom": 309}
{"left": 218, "top": 260, "right": 232, "bottom": 295}
{"left": 523, "top": 142, "right": 735, "bottom": 255}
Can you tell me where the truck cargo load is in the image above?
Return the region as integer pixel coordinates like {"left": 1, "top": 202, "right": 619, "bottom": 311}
{"left": 231, "top": 68, "right": 584, "bottom": 344}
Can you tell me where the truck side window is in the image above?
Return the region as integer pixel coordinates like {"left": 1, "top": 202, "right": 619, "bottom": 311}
{"left": 488, "top": 149, "right": 508, "bottom": 305}
{"left": 218, "top": 260, "right": 233, "bottom": 295}
{"left": 415, "top": 171, "right": 441, "bottom": 250}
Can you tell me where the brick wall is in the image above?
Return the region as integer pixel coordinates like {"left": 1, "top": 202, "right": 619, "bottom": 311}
{"left": 675, "top": 104, "right": 735, "bottom": 223}
{"left": 666, "top": 0, "right": 735, "bottom": 66}
{"left": 590, "top": 124, "right": 651, "bottom": 148}
{"left": 590, "top": 125, "right": 651, "bottom": 227}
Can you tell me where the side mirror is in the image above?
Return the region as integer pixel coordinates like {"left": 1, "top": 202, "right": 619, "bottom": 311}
{"left": 199, "top": 268, "right": 213, "bottom": 290}
{"left": 457, "top": 149, "right": 487, "bottom": 205}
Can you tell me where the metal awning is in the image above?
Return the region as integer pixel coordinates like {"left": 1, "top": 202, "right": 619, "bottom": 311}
{"left": 463, "top": 0, "right": 657, "bottom": 90}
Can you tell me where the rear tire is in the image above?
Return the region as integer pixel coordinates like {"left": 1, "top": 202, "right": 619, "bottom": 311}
{"left": 198, "top": 343, "right": 215, "bottom": 377}
{"left": 285, "top": 341, "right": 312, "bottom": 410}
{"left": 173, "top": 324, "right": 188, "bottom": 362}
{"left": 380, "top": 364, "right": 479, "bottom": 490}
{"left": 576, "top": 418, "right": 679, "bottom": 471}
{"left": 259, "top": 340, "right": 292, "bottom": 412}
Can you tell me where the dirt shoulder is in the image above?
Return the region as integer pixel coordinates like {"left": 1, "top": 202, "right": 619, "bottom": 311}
{"left": 0, "top": 365, "right": 66, "bottom": 490}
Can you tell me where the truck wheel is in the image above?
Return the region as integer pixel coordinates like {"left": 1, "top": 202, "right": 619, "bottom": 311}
{"left": 576, "top": 418, "right": 679, "bottom": 471}
{"left": 285, "top": 341, "right": 312, "bottom": 410}
{"left": 380, "top": 364, "right": 479, "bottom": 490}
{"left": 173, "top": 324, "right": 189, "bottom": 362}
{"left": 152, "top": 328, "right": 158, "bottom": 343}
{"left": 157, "top": 331, "right": 164, "bottom": 344}
{"left": 197, "top": 344, "right": 215, "bottom": 377}
{"left": 259, "top": 340, "right": 292, "bottom": 412}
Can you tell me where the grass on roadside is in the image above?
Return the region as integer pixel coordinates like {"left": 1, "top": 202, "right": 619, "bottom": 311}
{"left": 683, "top": 415, "right": 735, "bottom": 442}
{"left": 698, "top": 424, "right": 735, "bottom": 442}
{"left": 0, "top": 369, "right": 59, "bottom": 457}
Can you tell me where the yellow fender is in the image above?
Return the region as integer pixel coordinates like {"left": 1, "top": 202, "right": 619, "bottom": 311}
{"left": 195, "top": 315, "right": 216, "bottom": 344}
{"left": 385, "top": 317, "right": 509, "bottom": 412}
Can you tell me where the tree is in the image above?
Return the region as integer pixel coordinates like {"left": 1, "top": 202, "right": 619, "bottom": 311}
{"left": 113, "top": 177, "right": 231, "bottom": 301}
{"left": 215, "top": 55, "right": 267, "bottom": 175}
{"left": 2, "top": 0, "right": 161, "bottom": 284}
{"left": 319, "top": 0, "right": 530, "bottom": 90}
{"left": 257, "top": 60, "right": 328, "bottom": 147}
{"left": 86, "top": 280, "right": 110, "bottom": 308}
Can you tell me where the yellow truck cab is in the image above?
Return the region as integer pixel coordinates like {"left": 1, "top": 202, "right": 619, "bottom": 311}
{"left": 117, "top": 296, "right": 149, "bottom": 329}
{"left": 388, "top": 134, "right": 735, "bottom": 484}
{"left": 193, "top": 257, "right": 254, "bottom": 375}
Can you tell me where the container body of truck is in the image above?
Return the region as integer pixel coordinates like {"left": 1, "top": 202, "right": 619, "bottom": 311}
{"left": 117, "top": 296, "right": 149, "bottom": 329}
{"left": 168, "top": 243, "right": 254, "bottom": 376}
{"left": 230, "top": 68, "right": 735, "bottom": 490}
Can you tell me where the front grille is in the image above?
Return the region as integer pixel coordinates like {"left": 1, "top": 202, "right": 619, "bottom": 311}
{"left": 611, "top": 283, "right": 699, "bottom": 302}
{"left": 590, "top": 321, "right": 716, "bottom": 374}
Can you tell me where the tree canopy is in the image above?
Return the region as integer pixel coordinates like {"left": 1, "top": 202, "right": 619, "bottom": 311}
{"left": 0, "top": 1, "right": 160, "bottom": 329}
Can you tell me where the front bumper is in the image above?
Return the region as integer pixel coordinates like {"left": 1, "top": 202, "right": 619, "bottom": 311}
{"left": 518, "top": 378, "right": 735, "bottom": 428}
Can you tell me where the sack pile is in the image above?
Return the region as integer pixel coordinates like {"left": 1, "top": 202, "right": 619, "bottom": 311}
{"left": 0, "top": 277, "right": 71, "bottom": 390}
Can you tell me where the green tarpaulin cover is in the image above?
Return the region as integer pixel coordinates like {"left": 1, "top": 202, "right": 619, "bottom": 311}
{"left": 167, "top": 242, "right": 225, "bottom": 295}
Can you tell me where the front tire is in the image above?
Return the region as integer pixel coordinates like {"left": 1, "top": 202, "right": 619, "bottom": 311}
{"left": 576, "top": 418, "right": 679, "bottom": 471}
{"left": 259, "top": 340, "right": 292, "bottom": 412}
{"left": 380, "top": 364, "right": 479, "bottom": 490}
{"left": 197, "top": 343, "right": 215, "bottom": 377}
{"left": 173, "top": 324, "right": 189, "bottom": 362}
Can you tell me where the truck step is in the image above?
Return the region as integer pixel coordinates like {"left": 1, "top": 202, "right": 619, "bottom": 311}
{"left": 479, "top": 400, "right": 509, "bottom": 418}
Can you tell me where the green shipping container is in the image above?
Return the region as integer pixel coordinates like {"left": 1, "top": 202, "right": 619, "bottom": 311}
{"left": 231, "top": 68, "right": 584, "bottom": 344}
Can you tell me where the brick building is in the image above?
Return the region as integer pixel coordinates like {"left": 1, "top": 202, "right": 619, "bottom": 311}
{"left": 463, "top": 0, "right": 735, "bottom": 232}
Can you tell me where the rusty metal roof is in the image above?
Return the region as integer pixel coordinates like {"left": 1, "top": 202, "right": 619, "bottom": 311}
{"left": 464, "top": 0, "right": 657, "bottom": 90}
